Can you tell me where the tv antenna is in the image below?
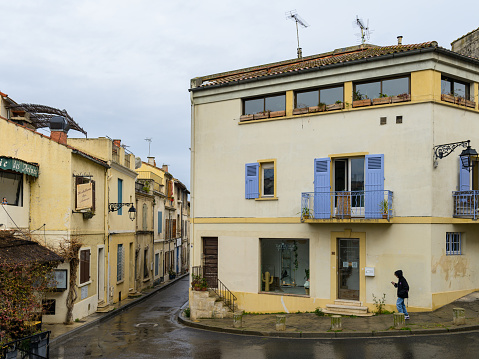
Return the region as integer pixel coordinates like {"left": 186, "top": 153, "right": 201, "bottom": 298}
{"left": 354, "top": 16, "right": 371, "bottom": 45}
{"left": 286, "top": 10, "right": 309, "bottom": 59}
{"left": 145, "top": 138, "right": 152, "bottom": 157}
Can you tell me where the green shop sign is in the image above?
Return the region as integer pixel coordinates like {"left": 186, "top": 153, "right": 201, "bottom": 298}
{"left": 0, "top": 157, "right": 39, "bottom": 177}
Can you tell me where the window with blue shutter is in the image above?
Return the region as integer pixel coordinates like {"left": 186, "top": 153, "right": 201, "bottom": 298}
{"left": 314, "top": 158, "right": 331, "bottom": 219}
{"left": 365, "top": 154, "right": 384, "bottom": 219}
{"left": 117, "top": 178, "right": 123, "bottom": 215}
{"left": 459, "top": 157, "right": 470, "bottom": 191}
{"left": 245, "top": 163, "right": 260, "bottom": 199}
{"left": 158, "top": 211, "right": 162, "bottom": 234}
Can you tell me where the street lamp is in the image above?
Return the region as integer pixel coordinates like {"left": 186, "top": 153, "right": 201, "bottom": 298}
{"left": 433, "top": 140, "right": 477, "bottom": 171}
{"left": 108, "top": 203, "right": 136, "bottom": 221}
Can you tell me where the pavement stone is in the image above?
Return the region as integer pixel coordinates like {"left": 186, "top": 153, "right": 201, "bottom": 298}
{"left": 178, "top": 291, "right": 479, "bottom": 339}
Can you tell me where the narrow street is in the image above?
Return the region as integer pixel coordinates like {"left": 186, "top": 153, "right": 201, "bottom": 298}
{"left": 50, "top": 277, "right": 479, "bottom": 359}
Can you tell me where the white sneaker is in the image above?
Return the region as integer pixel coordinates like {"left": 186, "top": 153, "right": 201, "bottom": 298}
{"left": 404, "top": 315, "right": 410, "bottom": 320}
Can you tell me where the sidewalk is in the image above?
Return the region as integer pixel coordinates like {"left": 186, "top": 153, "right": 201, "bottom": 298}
{"left": 179, "top": 292, "right": 479, "bottom": 338}
{"left": 47, "top": 274, "right": 188, "bottom": 345}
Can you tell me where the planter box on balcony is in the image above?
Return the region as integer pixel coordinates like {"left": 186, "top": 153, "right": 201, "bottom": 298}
{"left": 391, "top": 94, "right": 411, "bottom": 103}
{"left": 253, "top": 112, "right": 270, "bottom": 120}
{"left": 269, "top": 110, "right": 286, "bottom": 118}
{"left": 465, "top": 100, "right": 476, "bottom": 108}
{"left": 326, "top": 103, "right": 344, "bottom": 111}
{"left": 308, "top": 105, "right": 326, "bottom": 113}
{"left": 293, "top": 107, "right": 309, "bottom": 115}
{"left": 441, "top": 94, "right": 455, "bottom": 103}
{"left": 372, "top": 97, "right": 392, "bottom": 105}
{"left": 352, "top": 99, "right": 372, "bottom": 108}
{"left": 240, "top": 114, "right": 254, "bottom": 121}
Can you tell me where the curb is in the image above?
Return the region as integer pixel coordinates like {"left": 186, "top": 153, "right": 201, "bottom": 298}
{"left": 51, "top": 274, "right": 188, "bottom": 346}
{"left": 177, "top": 314, "right": 479, "bottom": 339}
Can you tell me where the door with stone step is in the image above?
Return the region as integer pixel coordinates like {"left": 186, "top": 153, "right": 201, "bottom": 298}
{"left": 203, "top": 237, "right": 218, "bottom": 288}
{"left": 338, "top": 238, "right": 359, "bottom": 300}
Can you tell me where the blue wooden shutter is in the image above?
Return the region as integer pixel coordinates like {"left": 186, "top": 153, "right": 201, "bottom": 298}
{"left": 459, "top": 157, "right": 470, "bottom": 191}
{"left": 314, "top": 158, "right": 331, "bottom": 219}
{"left": 365, "top": 154, "right": 384, "bottom": 219}
{"left": 245, "top": 163, "right": 259, "bottom": 199}
{"left": 158, "top": 211, "right": 162, "bottom": 234}
{"left": 117, "top": 179, "right": 123, "bottom": 215}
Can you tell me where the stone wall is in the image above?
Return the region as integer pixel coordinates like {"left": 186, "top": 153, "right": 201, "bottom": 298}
{"left": 452, "top": 28, "right": 479, "bottom": 58}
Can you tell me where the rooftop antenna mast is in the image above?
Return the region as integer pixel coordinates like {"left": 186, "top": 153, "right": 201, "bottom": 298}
{"left": 286, "top": 10, "right": 309, "bottom": 59}
{"left": 145, "top": 138, "right": 152, "bottom": 157}
{"left": 355, "top": 16, "right": 371, "bottom": 45}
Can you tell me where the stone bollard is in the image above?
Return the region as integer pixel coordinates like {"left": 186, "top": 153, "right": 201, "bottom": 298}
{"left": 331, "top": 315, "right": 342, "bottom": 330}
{"left": 453, "top": 308, "right": 466, "bottom": 325}
{"left": 393, "top": 313, "right": 405, "bottom": 329}
{"left": 233, "top": 313, "right": 243, "bottom": 328}
{"left": 276, "top": 315, "right": 286, "bottom": 331}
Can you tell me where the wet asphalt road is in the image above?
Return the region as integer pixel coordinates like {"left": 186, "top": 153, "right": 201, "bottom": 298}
{"left": 51, "top": 277, "right": 479, "bottom": 359}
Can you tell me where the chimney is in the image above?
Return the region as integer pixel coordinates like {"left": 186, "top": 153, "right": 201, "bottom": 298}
{"left": 49, "top": 116, "right": 70, "bottom": 145}
{"left": 162, "top": 164, "right": 168, "bottom": 173}
{"left": 397, "top": 36, "right": 403, "bottom": 45}
{"left": 113, "top": 139, "right": 121, "bottom": 147}
{"left": 147, "top": 157, "right": 156, "bottom": 166}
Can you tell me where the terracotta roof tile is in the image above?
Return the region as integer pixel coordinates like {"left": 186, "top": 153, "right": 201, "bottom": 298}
{"left": 194, "top": 42, "right": 438, "bottom": 88}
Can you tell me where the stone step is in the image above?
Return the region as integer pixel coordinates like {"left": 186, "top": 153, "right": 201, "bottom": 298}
{"left": 334, "top": 299, "right": 362, "bottom": 307}
{"left": 96, "top": 305, "right": 114, "bottom": 313}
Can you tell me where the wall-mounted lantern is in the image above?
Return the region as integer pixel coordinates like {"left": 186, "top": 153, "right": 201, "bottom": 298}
{"left": 109, "top": 203, "right": 136, "bottom": 221}
{"left": 433, "top": 140, "right": 477, "bottom": 171}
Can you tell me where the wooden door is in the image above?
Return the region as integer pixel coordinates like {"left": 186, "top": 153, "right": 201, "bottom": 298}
{"left": 203, "top": 237, "right": 218, "bottom": 288}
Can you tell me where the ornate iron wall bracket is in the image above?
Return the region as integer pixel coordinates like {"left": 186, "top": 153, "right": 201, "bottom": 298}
{"left": 433, "top": 140, "right": 470, "bottom": 161}
{"left": 109, "top": 203, "right": 133, "bottom": 212}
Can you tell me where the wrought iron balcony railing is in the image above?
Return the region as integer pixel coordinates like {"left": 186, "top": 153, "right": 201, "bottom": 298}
{"left": 301, "top": 190, "right": 393, "bottom": 220}
{"left": 453, "top": 191, "right": 479, "bottom": 220}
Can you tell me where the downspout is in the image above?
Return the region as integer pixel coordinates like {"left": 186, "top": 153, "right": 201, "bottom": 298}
{"left": 105, "top": 166, "right": 111, "bottom": 305}
{"left": 190, "top": 82, "right": 196, "bottom": 273}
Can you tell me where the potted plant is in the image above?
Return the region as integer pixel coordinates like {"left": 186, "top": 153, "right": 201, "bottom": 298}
{"left": 253, "top": 110, "right": 270, "bottom": 120}
{"left": 309, "top": 102, "right": 326, "bottom": 113}
{"left": 240, "top": 114, "right": 254, "bottom": 121}
{"left": 293, "top": 106, "right": 309, "bottom": 115}
{"left": 441, "top": 93, "right": 455, "bottom": 104}
{"left": 352, "top": 90, "right": 371, "bottom": 108}
{"left": 304, "top": 269, "right": 310, "bottom": 295}
{"left": 301, "top": 207, "right": 311, "bottom": 219}
{"left": 269, "top": 110, "right": 286, "bottom": 118}
{"left": 372, "top": 93, "right": 391, "bottom": 105}
{"left": 326, "top": 100, "right": 344, "bottom": 111}
{"left": 391, "top": 93, "right": 411, "bottom": 103}
{"left": 379, "top": 199, "right": 389, "bottom": 219}
{"left": 191, "top": 275, "right": 208, "bottom": 291}
{"left": 82, "top": 210, "right": 95, "bottom": 220}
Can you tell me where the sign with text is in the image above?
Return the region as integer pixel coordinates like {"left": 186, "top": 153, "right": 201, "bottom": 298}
{"left": 0, "top": 156, "right": 39, "bottom": 177}
{"left": 76, "top": 182, "right": 93, "bottom": 210}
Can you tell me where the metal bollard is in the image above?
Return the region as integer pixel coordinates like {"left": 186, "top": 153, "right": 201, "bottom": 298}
{"left": 276, "top": 315, "right": 286, "bottom": 331}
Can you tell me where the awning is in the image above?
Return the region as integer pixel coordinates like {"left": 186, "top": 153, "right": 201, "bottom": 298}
{"left": 0, "top": 156, "right": 39, "bottom": 177}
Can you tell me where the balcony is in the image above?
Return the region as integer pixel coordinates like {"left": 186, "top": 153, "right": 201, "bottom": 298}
{"left": 453, "top": 191, "right": 479, "bottom": 219}
{"left": 137, "top": 171, "right": 163, "bottom": 192}
{"left": 301, "top": 190, "right": 393, "bottom": 221}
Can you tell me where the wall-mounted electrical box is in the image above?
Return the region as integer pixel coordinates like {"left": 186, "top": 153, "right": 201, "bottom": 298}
{"left": 365, "top": 267, "right": 375, "bottom": 277}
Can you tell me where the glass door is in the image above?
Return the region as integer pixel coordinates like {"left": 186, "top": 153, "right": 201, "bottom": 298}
{"left": 338, "top": 239, "right": 360, "bottom": 300}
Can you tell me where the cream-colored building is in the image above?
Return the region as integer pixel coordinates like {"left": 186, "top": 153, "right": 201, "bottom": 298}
{"left": 0, "top": 96, "right": 110, "bottom": 323}
{"left": 136, "top": 158, "right": 190, "bottom": 281}
{"left": 190, "top": 41, "right": 479, "bottom": 314}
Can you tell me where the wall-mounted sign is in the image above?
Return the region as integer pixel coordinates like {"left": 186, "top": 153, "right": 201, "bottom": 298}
{"left": 0, "top": 156, "right": 39, "bottom": 177}
{"left": 76, "top": 182, "right": 93, "bottom": 210}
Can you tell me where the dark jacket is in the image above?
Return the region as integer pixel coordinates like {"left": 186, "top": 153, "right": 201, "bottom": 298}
{"left": 394, "top": 270, "right": 409, "bottom": 299}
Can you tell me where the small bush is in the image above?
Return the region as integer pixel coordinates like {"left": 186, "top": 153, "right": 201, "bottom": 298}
{"left": 183, "top": 307, "right": 190, "bottom": 318}
{"left": 372, "top": 293, "right": 387, "bottom": 314}
{"left": 314, "top": 308, "right": 324, "bottom": 317}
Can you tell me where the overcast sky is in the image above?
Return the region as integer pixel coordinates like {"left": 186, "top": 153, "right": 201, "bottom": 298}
{"left": 1, "top": 1, "right": 477, "bottom": 188}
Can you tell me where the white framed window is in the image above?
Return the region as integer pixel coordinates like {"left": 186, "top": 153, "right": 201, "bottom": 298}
{"left": 446, "top": 232, "right": 462, "bottom": 255}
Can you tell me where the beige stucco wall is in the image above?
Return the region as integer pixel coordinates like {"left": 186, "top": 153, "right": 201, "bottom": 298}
{"left": 191, "top": 51, "right": 479, "bottom": 313}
